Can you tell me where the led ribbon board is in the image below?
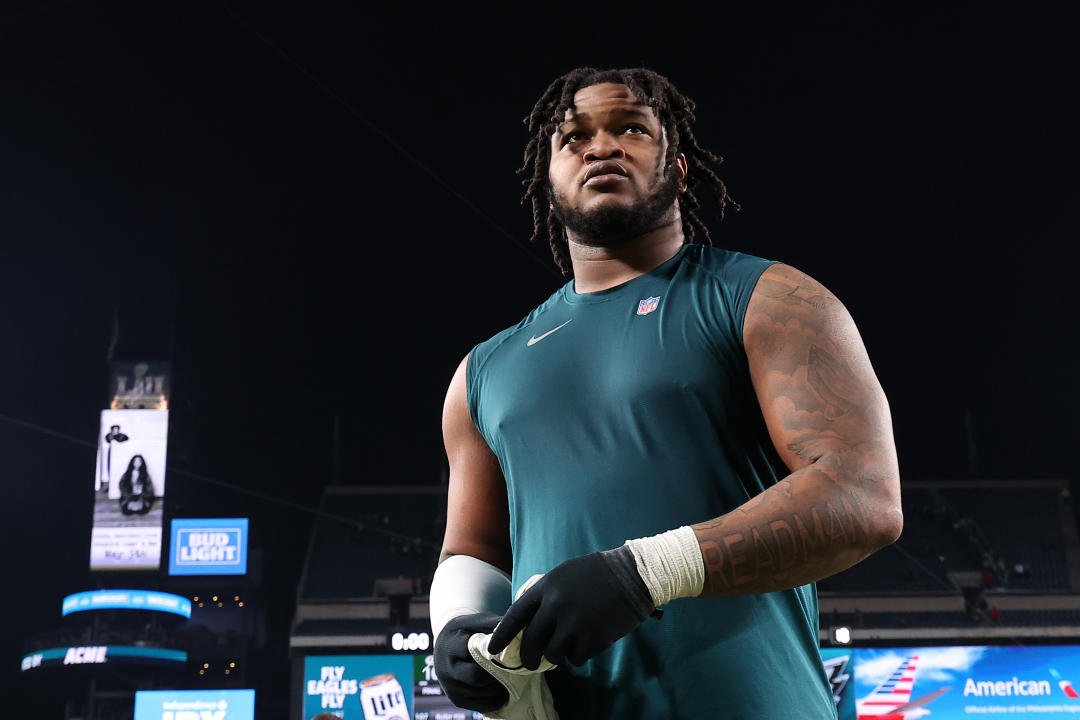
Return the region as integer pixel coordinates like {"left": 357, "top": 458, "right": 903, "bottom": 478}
{"left": 134, "top": 689, "right": 255, "bottom": 720}
{"left": 169, "top": 518, "right": 248, "bottom": 576}
{"left": 21, "top": 645, "right": 187, "bottom": 671}
{"left": 62, "top": 590, "right": 192, "bottom": 618}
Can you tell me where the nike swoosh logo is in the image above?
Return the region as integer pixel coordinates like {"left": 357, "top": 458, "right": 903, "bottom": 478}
{"left": 526, "top": 319, "right": 572, "bottom": 346}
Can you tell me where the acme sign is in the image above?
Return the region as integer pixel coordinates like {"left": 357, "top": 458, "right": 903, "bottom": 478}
{"left": 64, "top": 646, "right": 108, "bottom": 665}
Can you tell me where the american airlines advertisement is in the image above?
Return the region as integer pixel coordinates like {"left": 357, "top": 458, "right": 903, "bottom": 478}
{"left": 853, "top": 646, "right": 1080, "bottom": 718}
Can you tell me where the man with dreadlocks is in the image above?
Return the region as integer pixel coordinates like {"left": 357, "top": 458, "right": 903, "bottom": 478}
{"left": 430, "top": 67, "right": 901, "bottom": 719}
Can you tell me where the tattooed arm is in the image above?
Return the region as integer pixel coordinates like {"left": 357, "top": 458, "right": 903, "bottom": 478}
{"left": 692, "top": 263, "right": 903, "bottom": 596}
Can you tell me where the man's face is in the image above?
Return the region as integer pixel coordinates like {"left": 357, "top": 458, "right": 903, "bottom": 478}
{"left": 548, "top": 82, "right": 686, "bottom": 245}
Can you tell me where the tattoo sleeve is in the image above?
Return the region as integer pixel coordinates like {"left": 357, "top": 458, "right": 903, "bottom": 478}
{"left": 693, "top": 264, "right": 902, "bottom": 596}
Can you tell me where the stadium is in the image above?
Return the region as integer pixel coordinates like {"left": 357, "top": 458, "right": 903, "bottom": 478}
{"left": 4, "top": 2, "right": 1076, "bottom": 718}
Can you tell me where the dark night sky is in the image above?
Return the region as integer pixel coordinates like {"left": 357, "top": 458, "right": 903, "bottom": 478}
{"left": 1, "top": 1, "right": 1077, "bottom": 712}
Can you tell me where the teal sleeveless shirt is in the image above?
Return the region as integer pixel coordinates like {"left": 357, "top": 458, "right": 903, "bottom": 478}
{"left": 467, "top": 245, "right": 836, "bottom": 719}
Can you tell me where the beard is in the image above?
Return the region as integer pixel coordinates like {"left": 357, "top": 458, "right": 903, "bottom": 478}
{"left": 550, "top": 167, "right": 681, "bottom": 248}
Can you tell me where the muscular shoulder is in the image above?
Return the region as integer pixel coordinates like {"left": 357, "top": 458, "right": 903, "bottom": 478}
{"left": 743, "top": 263, "right": 850, "bottom": 346}
{"left": 681, "top": 243, "right": 777, "bottom": 281}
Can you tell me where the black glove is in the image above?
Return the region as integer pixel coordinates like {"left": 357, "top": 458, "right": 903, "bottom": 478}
{"left": 486, "top": 547, "right": 657, "bottom": 669}
{"left": 433, "top": 612, "right": 509, "bottom": 712}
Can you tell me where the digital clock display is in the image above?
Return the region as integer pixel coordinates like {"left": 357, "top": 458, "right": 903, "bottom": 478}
{"left": 390, "top": 631, "right": 431, "bottom": 652}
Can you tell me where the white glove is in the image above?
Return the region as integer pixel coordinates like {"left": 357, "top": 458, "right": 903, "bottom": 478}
{"left": 468, "top": 574, "right": 559, "bottom": 720}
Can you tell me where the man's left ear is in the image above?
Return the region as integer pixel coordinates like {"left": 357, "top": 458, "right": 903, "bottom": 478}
{"left": 676, "top": 153, "right": 688, "bottom": 191}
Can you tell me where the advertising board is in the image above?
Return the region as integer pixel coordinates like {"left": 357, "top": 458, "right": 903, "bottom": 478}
{"left": 853, "top": 646, "right": 1080, "bottom": 718}
{"left": 300, "top": 646, "right": 1080, "bottom": 719}
{"left": 134, "top": 689, "right": 255, "bottom": 720}
{"left": 303, "top": 655, "right": 415, "bottom": 720}
{"left": 90, "top": 408, "right": 169, "bottom": 570}
{"left": 169, "top": 518, "right": 249, "bottom": 576}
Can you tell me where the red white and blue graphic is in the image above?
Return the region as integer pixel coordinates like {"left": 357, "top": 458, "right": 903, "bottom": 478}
{"left": 856, "top": 654, "right": 948, "bottom": 719}
{"left": 636, "top": 296, "right": 660, "bottom": 315}
{"left": 854, "top": 646, "right": 1080, "bottom": 718}
{"left": 1050, "top": 668, "right": 1079, "bottom": 699}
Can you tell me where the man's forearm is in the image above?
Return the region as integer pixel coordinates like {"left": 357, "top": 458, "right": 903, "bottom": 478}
{"left": 692, "top": 448, "right": 901, "bottom": 597}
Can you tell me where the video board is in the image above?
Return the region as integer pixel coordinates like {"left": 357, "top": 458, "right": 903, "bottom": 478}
{"left": 852, "top": 645, "right": 1080, "bottom": 719}
{"left": 302, "top": 654, "right": 482, "bottom": 720}
{"left": 134, "top": 689, "right": 255, "bottom": 720}
{"left": 90, "top": 408, "right": 169, "bottom": 571}
{"left": 169, "top": 518, "right": 249, "bottom": 576}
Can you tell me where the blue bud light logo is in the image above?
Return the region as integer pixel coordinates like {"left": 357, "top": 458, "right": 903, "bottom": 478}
{"left": 169, "top": 518, "right": 248, "bottom": 576}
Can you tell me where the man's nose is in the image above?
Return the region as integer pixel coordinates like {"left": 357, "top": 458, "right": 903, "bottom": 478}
{"left": 583, "top": 132, "right": 626, "bottom": 161}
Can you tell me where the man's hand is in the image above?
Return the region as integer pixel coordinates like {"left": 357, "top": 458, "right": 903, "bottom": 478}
{"left": 487, "top": 549, "right": 655, "bottom": 670}
{"left": 434, "top": 612, "right": 509, "bottom": 712}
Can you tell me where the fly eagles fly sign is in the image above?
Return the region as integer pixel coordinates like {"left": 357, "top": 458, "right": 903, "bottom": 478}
{"left": 169, "top": 518, "right": 248, "bottom": 576}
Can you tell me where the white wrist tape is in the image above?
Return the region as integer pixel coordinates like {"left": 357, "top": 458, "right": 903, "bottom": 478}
{"left": 429, "top": 555, "right": 512, "bottom": 642}
{"left": 624, "top": 525, "right": 705, "bottom": 607}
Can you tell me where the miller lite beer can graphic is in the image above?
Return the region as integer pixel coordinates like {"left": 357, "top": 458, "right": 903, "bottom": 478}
{"left": 360, "top": 673, "right": 408, "bottom": 720}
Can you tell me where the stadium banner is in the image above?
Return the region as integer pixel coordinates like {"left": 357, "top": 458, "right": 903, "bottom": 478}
{"left": 821, "top": 647, "right": 856, "bottom": 720}
{"left": 62, "top": 589, "right": 192, "bottom": 618}
{"left": 303, "top": 655, "right": 414, "bottom": 720}
{"left": 134, "top": 689, "right": 255, "bottom": 720}
{"left": 21, "top": 645, "right": 187, "bottom": 672}
{"left": 853, "top": 645, "right": 1080, "bottom": 718}
{"left": 90, "top": 408, "right": 168, "bottom": 570}
{"left": 110, "top": 361, "right": 170, "bottom": 410}
{"left": 169, "top": 518, "right": 249, "bottom": 576}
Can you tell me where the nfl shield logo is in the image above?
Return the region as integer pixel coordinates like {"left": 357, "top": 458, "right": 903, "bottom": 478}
{"left": 637, "top": 296, "right": 661, "bottom": 315}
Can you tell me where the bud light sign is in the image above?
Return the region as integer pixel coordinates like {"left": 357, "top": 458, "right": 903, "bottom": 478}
{"left": 169, "top": 518, "right": 248, "bottom": 576}
{"left": 134, "top": 689, "right": 254, "bottom": 720}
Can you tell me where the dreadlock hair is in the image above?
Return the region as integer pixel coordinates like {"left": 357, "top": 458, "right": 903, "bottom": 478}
{"left": 519, "top": 67, "right": 738, "bottom": 278}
